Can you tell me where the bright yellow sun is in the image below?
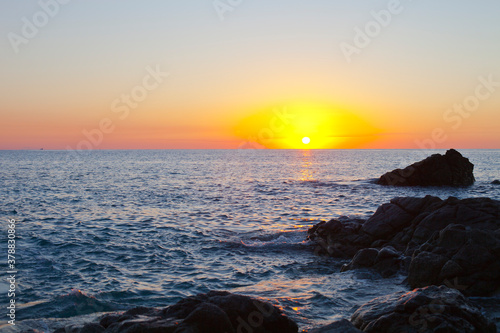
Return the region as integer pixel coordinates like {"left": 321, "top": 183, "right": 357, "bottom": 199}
{"left": 234, "top": 102, "right": 381, "bottom": 149}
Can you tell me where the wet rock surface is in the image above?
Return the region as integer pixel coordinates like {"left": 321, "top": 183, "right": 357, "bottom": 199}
{"left": 351, "top": 285, "right": 496, "bottom": 333}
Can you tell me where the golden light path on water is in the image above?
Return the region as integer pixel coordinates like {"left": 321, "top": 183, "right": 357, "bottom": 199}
{"left": 299, "top": 149, "right": 314, "bottom": 182}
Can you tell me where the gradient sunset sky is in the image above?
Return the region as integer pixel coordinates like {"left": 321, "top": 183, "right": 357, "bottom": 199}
{"left": 1, "top": 1, "right": 499, "bottom": 149}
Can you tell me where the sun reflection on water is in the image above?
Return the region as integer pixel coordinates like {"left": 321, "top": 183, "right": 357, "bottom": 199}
{"left": 299, "top": 149, "right": 314, "bottom": 182}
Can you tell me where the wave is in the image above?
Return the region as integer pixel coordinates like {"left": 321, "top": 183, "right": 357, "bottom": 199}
{"left": 221, "top": 230, "right": 311, "bottom": 251}
{"left": 17, "top": 289, "right": 120, "bottom": 321}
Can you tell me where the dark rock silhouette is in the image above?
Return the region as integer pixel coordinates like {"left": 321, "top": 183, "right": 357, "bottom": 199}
{"left": 351, "top": 285, "right": 496, "bottom": 333}
{"left": 308, "top": 196, "right": 500, "bottom": 296}
{"left": 55, "top": 291, "right": 298, "bottom": 333}
{"left": 377, "top": 149, "right": 475, "bottom": 186}
{"left": 492, "top": 180, "right": 500, "bottom": 185}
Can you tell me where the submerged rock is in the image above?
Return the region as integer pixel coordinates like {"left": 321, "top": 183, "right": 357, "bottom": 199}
{"left": 377, "top": 149, "right": 475, "bottom": 186}
{"left": 351, "top": 285, "right": 496, "bottom": 333}
{"left": 55, "top": 291, "right": 298, "bottom": 333}
{"left": 308, "top": 196, "right": 500, "bottom": 295}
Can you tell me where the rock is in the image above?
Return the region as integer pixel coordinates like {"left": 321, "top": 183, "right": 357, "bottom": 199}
{"left": 492, "top": 180, "right": 500, "bottom": 185}
{"left": 307, "top": 217, "right": 368, "bottom": 258}
{"left": 408, "top": 224, "right": 500, "bottom": 296}
{"left": 341, "top": 246, "right": 403, "bottom": 278}
{"left": 63, "top": 291, "right": 298, "bottom": 333}
{"left": 372, "top": 246, "right": 403, "bottom": 277}
{"left": 408, "top": 251, "right": 449, "bottom": 287}
{"left": 308, "top": 319, "right": 362, "bottom": 332}
{"left": 361, "top": 201, "right": 415, "bottom": 239}
{"left": 308, "top": 196, "right": 500, "bottom": 295}
{"left": 351, "top": 285, "right": 496, "bottom": 333}
{"left": 341, "top": 248, "right": 379, "bottom": 271}
{"left": 80, "top": 323, "right": 106, "bottom": 333}
{"left": 181, "top": 302, "right": 235, "bottom": 332}
{"left": 364, "top": 195, "right": 445, "bottom": 251}
{"left": 54, "top": 327, "right": 78, "bottom": 333}
{"left": 377, "top": 149, "right": 475, "bottom": 186}
{"left": 376, "top": 246, "right": 400, "bottom": 260}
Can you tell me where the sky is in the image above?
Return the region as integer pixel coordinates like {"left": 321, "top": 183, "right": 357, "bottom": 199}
{"left": 1, "top": 0, "right": 499, "bottom": 150}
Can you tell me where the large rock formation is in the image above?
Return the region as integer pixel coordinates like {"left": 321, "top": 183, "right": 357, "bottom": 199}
{"left": 351, "top": 285, "right": 496, "bottom": 333}
{"left": 377, "top": 149, "right": 475, "bottom": 186}
{"left": 308, "top": 196, "right": 500, "bottom": 296}
{"left": 54, "top": 291, "right": 298, "bottom": 333}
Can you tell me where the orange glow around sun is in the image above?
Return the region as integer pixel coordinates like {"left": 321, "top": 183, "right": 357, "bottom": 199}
{"left": 233, "top": 103, "right": 380, "bottom": 149}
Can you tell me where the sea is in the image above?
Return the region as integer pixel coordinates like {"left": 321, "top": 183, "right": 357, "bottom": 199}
{"left": 0, "top": 149, "right": 499, "bottom": 332}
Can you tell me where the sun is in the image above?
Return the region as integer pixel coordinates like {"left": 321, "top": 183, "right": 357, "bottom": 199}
{"left": 234, "top": 102, "right": 380, "bottom": 149}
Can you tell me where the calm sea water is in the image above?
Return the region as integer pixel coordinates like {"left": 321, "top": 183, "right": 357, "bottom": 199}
{"left": 1, "top": 149, "right": 499, "bottom": 331}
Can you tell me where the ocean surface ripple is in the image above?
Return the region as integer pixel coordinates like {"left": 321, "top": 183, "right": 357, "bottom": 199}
{"left": 0, "top": 149, "right": 499, "bottom": 330}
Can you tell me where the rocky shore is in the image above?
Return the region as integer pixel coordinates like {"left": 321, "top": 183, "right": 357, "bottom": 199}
{"left": 304, "top": 195, "right": 499, "bottom": 332}
{"left": 308, "top": 195, "right": 500, "bottom": 297}
{"left": 27, "top": 150, "right": 499, "bottom": 333}
{"left": 304, "top": 149, "right": 499, "bottom": 331}
{"left": 35, "top": 284, "right": 497, "bottom": 333}
{"left": 49, "top": 291, "right": 298, "bottom": 333}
